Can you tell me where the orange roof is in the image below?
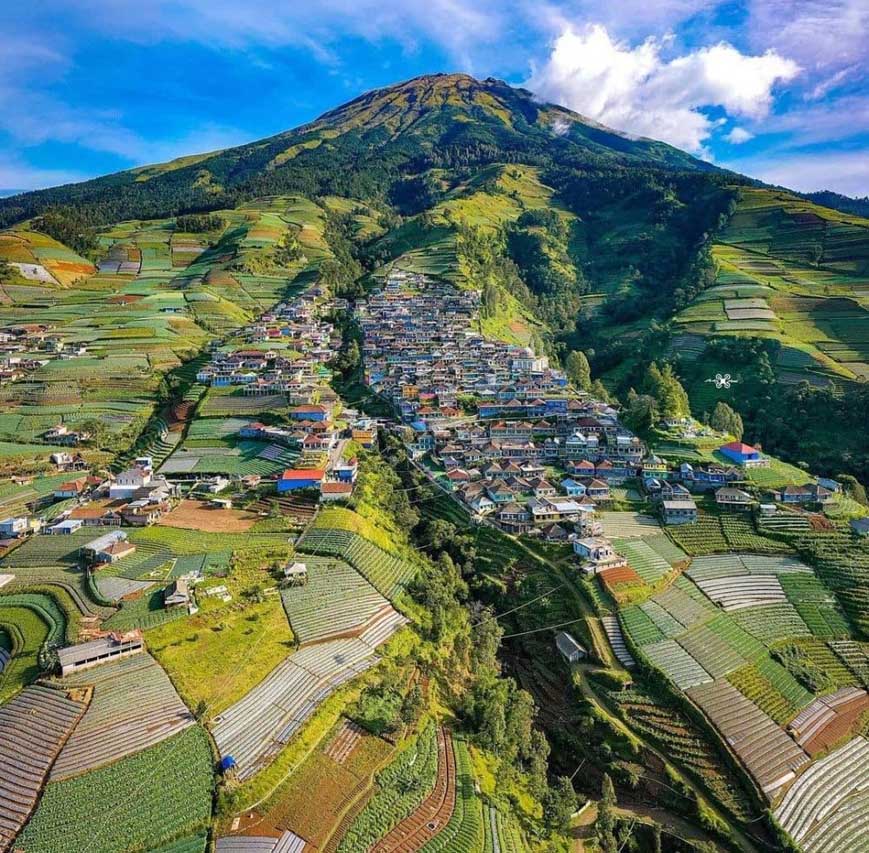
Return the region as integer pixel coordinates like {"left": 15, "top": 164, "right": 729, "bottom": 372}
{"left": 281, "top": 469, "right": 326, "bottom": 481}
{"left": 321, "top": 481, "right": 353, "bottom": 494}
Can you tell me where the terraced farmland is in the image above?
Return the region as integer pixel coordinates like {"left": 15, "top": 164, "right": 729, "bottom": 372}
{"left": 211, "top": 618, "right": 405, "bottom": 780}
{"left": 49, "top": 653, "right": 194, "bottom": 780}
{"left": 774, "top": 736, "right": 869, "bottom": 853}
{"left": 298, "top": 527, "right": 416, "bottom": 601}
{"left": 338, "top": 721, "right": 441, "bottom": 852}
{"left": 643, "top": 639, "right": 712, "bottom": 689}
{"left": 0, "top": 685, "right": 87, "bottom": 851}
{"left": 687, "top": 679, "right": 810, "bottom": 800}
{"left": 18, "top": 725, "right": 213, "bottom": 853}
{"left": 279, "top": 555, "right": 393, "bottom": 645}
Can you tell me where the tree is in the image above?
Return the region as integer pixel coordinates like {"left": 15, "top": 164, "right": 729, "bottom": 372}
{"left": 594, "top": 773, "right": 618, "bottom": 853}
{"left": 838, "top": 474, "right": 868, "bottom": 505}
{"left": 623, "top": 389, "right": 658, "bottom": 434}
{"left": 645, "top": 362, "right": 690, "bottom": 420}
{"left": 591, "top": 379, "right": 613, "bottom": 404}
{"left": 710, "top": 401, "right": 743, "bottom": 439}
{"left": 566, "top": 350, "right": 592, "bottom": 390}
{"left": 543, "top": 775, "right": 577, "bottom": 833}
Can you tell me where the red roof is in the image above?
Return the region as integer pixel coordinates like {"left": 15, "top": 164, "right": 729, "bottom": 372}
{"left": 321, "top": 482, "right": 353, "bottom": 494}
{"left": 721, "top": 442, "right": 758, "bottom": 453}
{"left": 280, "top": 469, "right": 326, "bottom": 481}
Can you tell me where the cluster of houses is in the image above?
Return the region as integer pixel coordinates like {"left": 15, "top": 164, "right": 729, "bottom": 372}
{"left": 358, "top": 271, "right": 569, "bottom": 423}
{"left": 195, "top": 290, "right": 341, "bottom": 401}
{"left": 0, "top": 324, "right": 88, "bottom": 386}
{"left": 0, "top": 457, "right": 180, "bottom": 547}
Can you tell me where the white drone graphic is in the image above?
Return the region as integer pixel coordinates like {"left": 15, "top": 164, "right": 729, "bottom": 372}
{"left": 706, "top": 373, "right": 739, "bottom": 389}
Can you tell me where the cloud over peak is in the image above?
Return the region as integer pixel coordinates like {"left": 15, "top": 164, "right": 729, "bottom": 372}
{"left": 526, "top": 24, "right": 799, "bottom": 153}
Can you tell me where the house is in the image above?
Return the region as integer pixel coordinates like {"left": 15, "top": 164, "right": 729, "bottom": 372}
{"left": 277, "top": 468, "right": 326, "bottom": 492}
{"left": 81, "top": 530, "right": 135, "bottom": 565}
{"left": 289, "top": 404, "right": 330, "bottom": 422}
{"left": 54, "top": 477, "right": 88, "bottom": 499}
{"left": 498, "top": 502, "right": 532, "bottom": 532}
{"left": 48, "top": 519, "right": 84, "bottom": 535}
{"left": 332, "top": 458, "right": 358, "bottom": 483}
{"left": 573, "top": 537, "right": 627, "bottom": 575}
{"left": 715, "top": 487, "right": 754, "bottom": 508}
{"left": 540, "top": 523, "right": 570, "bottom": 542}
{"left": 109, "top": 466, "right": 152, "bottom": 500}
{"left": 774, "top": 484, "right": 834, "bottom": 506}
{"left": 122, "top": 501, "right": 168, "bottom": 526}
{"left": 0, "top": 517, "right": 30, "bottom": 538}
{"left": 69, "top": 501, "right": 124, "bottom": 527}
{"left": 58, "top": 631, "right": 144, "bottom": 676}
{"left": 555, "top": 631, "right": 587, "bottom": 664}
{"left": 718, "top": 441, "right": 769, "bottom": 468}
{"left": 164, "top": 578, "right": 192, "bottom": 609}
{"left": 283, "top": 561, "right": 308, "bottom": 586}
{"left": 850, "top": 518, "right": 869, "bottom": 537}
{"left": 468, "top": 493, "right": 495, "bottom": 514}
{"left": 662, "top": 499, "right": 698, "bottom": 525}
{"left": 561, "top": 478, "right": 586, "bottom": 498}
{"left": 320, "top": 481, "right": 353, "bottom": 502}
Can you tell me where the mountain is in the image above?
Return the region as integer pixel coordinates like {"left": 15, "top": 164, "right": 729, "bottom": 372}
{"left": 0, "top": 73, "right": 714, "bottom": 229}
{"left": 802, "top": 189, "right": 869, "bottom": 218}
{"left": 1, "top": 72, "right": 867, "bottom": 484}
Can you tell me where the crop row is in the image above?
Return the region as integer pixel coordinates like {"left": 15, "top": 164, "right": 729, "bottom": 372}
{"left": 17, "top": 725, "right": 213, "bottom": 853}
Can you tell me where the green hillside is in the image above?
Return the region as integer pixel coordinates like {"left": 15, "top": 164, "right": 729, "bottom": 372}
{"left": 1, "top": 72, "right": 867, "bottom": 484}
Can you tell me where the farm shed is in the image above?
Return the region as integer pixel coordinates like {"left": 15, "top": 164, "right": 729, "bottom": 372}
{"left": 556, "top": 632, "right": 587, "bottom": 663}
{"left": 164, "top": 578, "right": 192, "bottom": 609}
{"left": 283, "top": 561, "right": 308, "bottom": 586}
{"left": 718, "top": 441, "right": 769, "bottom": 468}
{"left": 58, "top": 632, "right": 144, "bottom": 676}
{"left": 80, "top": 530, "right": 134, "bottom": 564}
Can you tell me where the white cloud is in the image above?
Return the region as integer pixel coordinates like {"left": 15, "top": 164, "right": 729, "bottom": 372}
{"left": 526, "top": 24, "right": 799, "bottom": 153}
{"left": 726, "top": 127, "right": 754, "bottom": 144}
{"left": 724, "top": 149, "right": 869, "bottom": 197}
{"left": 747, "top": 0, "right": 868, "bottom": 73}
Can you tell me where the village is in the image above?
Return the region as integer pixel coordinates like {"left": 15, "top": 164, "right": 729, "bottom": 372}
{"left": 357, "top": 270, "right": 859, "bottom": 577}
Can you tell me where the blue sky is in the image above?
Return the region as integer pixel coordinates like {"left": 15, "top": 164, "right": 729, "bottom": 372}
{"left": 1, "top": 0, "right": 867, "bottom": 195}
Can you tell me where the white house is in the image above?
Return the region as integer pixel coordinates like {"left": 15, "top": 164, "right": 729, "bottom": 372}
{"left": 556, "top": 631, "right": 587, "bottom": 664}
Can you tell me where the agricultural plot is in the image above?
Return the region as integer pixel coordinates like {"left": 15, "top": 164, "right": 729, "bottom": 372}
{"left": 279, "top": 555, "right": 393, "bottom": 645}
{"left": 602, "top": 615, "right": 635, "bottom": 668}
{"left": 370, "top": 727, "right": 457, "bottom": 852}
{"left": 216, "top": 835, "right": 307, "bottom": 853}
{"left": 639, "top": 601, "right": 686, "bottom": 638}
{"left": 609, "top": 685, "right": 756, "bottom": 820}
{"left": 787, "top": 687, "right": 869, "bottom": 756}
{"left": 620, "top": 606, "right": 665, "bottom": 648}
{"left": 677, "top": 623, "right": 746, "bottom": 679}
{"left": 599, "top": 512, "right": 660, "bottom": 539}
{"left": 0, "top": 605, "right": 51, "bottom": 701}
{"left": 211, "top": 629, "right": 404, "bottom": 779}
{"left": 642, "top": 639, "right": 712, "bottom": 689}
{"left": 774, "top": 736, "right": 869, "bottom": 853}
{"left": 772, "top": 639, "right": 860, "bottom": 695}
{"left": 686, "top": 553, "right": 812, "bottom": 582}
{"left": 49, "top": 653, "right": 194, "bottom": 780}
{"left": 694, "top": 575, "right": 788, "bottom": 611}
{"left": 418, "top": 741, "right": 485, "bottom": 853}
{"left": 338, "top": 722, "right": 440, "bottom": 853}
{"left": 686, "top": 679, "right": 810, "bottom": 799}
{"left": 18, "top": 725, "right": 213, "bottom": 853}
{"left": 727, "top": 659, "right": 813, "bottom": 725}
{"left": 829, "top": 640, "right": 869, "bottom": 687}
{"left": 298, "top": 528, "right": 416, "bottom": 601}
{"left": 0, "top": 685, "right": 87, "bottom": 852}
{"left": 652, "top": 584, "right": 716, "bottom": 629}
{"left": 612, "top": 538, "right": 671, "bottom": 584}
{"left": 732, "top": 603, "right": 812, "bottom": 645}
{"left": 779, "top": 572, "right": 852, "bottom": 639}
{"left": 485, "top": 805, "right": 529, "bottom": 853}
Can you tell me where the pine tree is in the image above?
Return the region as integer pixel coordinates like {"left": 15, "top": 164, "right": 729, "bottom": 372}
{"left": 595, "top": 773, "right": 618, "bottom": 853}
{"left": 566, "top": 350, "right": 592, "bottom": 390}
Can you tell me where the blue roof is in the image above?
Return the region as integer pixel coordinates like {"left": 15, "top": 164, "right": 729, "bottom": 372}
{"left": 411, "top": 420, "right": 428, "bottom": 432}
